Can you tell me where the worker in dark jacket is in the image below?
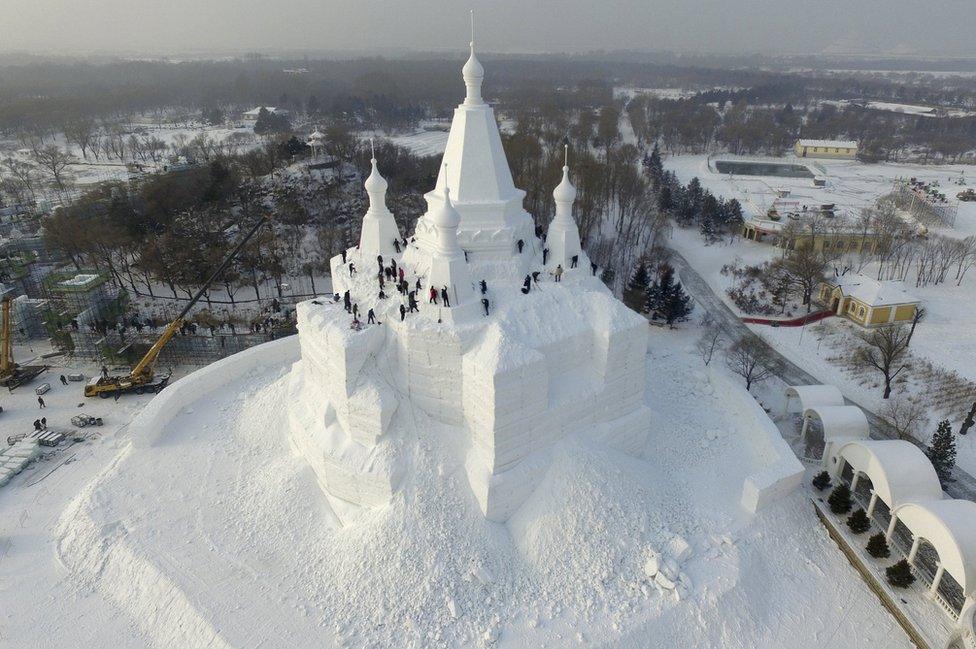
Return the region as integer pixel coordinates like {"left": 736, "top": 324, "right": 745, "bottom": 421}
{"left": 481, "top": 298, "right": 490, "bottom": 316}
{"left": 571, "top": 254, "right": 579, "bottom": 269}
{"left": 441, "top": 286, "right": 451, "bottom": 307}
{"left": 408, "top": 292, "right": 419, "bottom": 313}
{"left": 516, "top": 239, "right": 524, "bottom": 253}
{"left": 393, "top": 239, "right": 401, "bottom": 254}
{"left": 377, "top": 255, "right": 384, "bottom": 273}
{"left": 367, "top": 308, "right": 376, "bottom": 324}
{"left": 399, "top": 304, "right": 406, "bottom": 322}
{"left": 479, "top": 279, "right": 487, "bottom": 295}
{"left": 543, "top": 248, "right": 549, "bottom": 265}
{"left": 343, "top": 291, "right": 351, "bottom": 312}
{"left": 521, "top": 275, "right": 531, "bottom": 294}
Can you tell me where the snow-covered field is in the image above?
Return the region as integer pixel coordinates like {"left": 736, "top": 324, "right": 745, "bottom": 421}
{"left": 377, "top": 130, "right": 450, "bottom": 157}
{"left": 0, "top": 328, "right": 912, "bottom": 647}
{"left": 667, "top": 153, "right": 976, "bottom": 238}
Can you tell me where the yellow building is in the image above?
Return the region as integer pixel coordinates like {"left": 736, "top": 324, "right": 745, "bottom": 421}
{"left": 741, "top": 220, "right": 879, "bottom": 254}
{"left": 818, "top": 274, "right": 920, "bottom": 327}
{"left": 794, "top": 139, "right": 858, "bottom": 160}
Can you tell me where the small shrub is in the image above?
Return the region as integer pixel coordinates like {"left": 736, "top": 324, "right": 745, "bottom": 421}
{"left": 812, "top": 471, "right": 831, "bottom": 491}
{"left": 847, "top": 509, "right": 871, "bottom": 534}
{"left": 886, "top": 559, "right": 915, "bottom": 588}
{"left": 866, "top": 534, "right": 890, "bottom": 559}
{"left": 828, "top": 484, "right": 853, "bottom": 514}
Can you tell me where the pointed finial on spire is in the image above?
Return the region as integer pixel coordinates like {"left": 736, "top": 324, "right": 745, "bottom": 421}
{"left": 462, "top": 12, "right": 485, "bottom": 107}
{"left": 564, "top": 144, "right": 569, "bottom": 169}
{"left": 370, "top": 137, "right": 376, "bottom": 161}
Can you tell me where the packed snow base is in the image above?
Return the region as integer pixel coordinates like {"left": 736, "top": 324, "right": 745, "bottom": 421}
{"left": 50, "top": 331, "right": 912, "bottom": 648}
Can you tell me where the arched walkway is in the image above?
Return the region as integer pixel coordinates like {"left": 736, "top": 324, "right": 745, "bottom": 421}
{"left": 802, "top": 405, "right": 870, "bottom": 463}
{"left": 785, "top": 384, "right": 844, "bottom": 414}
{"left": 888, "top": 500, "right": 976, "bottom": 617}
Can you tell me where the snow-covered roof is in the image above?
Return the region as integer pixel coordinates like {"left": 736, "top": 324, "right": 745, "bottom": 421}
{"left": 827, "top": 273, "right": 918, "bottom": 307}
{"left": 891, "top": 499, "right": 976, "bottom": 595}
{"left": 785, "top": 384, "right": 844, "bottom": 413}
{"left": 835, "top": 439, "right": 943, "bottom": 508}
{"left": 803, "top": 405, "right": 869, "bottom": 441}
{"left": 797, "top": 139, "right": 858, "bottom": 149}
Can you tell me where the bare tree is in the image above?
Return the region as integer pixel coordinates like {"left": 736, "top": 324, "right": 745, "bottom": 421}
{"left": 906, "top": 306, "right": 926, "bottom": 347}
{"left": 33, "top": 144, "right": 73, "bottom": 194}
{"left": 855, "top": 325, "right": 911, "bottom": 399}
{"left": 63, "top": 117, "right": 99, "bottom": 160}
{"left": 696, "top": 315, "right": 725, "bottom": 366}
{"left": 725, "top": 334, "right": 781, "bottom": 391}
{"left": 881, "top": 395, "right": 926, "bottom": 442}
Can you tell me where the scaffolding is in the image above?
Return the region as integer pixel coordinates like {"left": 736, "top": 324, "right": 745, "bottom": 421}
{"left": 892, "top": 180, "right": 959, "bottom": 228}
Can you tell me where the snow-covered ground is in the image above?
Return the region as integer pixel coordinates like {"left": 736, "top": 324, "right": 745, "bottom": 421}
{"left": 374, "top": 130, "right": 450, "bottom": 157}
{"left": 0, "top": 328, "right": 913, "bottom": 647}
{"left": 667, "top": 153, "right": 976, "bottom": 239}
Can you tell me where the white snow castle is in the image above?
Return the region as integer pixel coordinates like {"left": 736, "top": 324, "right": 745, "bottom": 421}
{"left": 287, "top": 32, "right": 651, "bottom": 522}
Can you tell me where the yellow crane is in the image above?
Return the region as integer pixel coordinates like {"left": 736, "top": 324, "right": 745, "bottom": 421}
{"left": 84, "top": 215, "right": 268, "bottom": 398}
{"left": 0, "top": 295, "right": 47, "bottom": 389}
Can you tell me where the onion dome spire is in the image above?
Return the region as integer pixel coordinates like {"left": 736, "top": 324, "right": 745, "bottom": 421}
{"left": 552, "top": 145, "right": 576, "bottom": 217}
{"left": 364, "top": 139, "right": 388, "bottom": 214}
{"left": 462, "top": 10, "right": 485, "bottom": 106}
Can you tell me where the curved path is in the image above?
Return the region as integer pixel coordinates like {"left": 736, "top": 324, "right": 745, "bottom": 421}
{"left": 669, "top": 250, "right": 976, "bottom": 501}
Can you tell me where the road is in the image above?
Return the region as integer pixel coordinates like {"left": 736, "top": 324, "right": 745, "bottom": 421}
{"left": 670, "top": 250, "right": 976, "bottom": 501}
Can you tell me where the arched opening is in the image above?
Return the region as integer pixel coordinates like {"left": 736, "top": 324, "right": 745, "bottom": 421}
{"left": 840, "top": 459, "right": 855, "bottom": 486}
{"left": 871, "top": 497, "right": 891, "bottom": 530}
{"left": 804, "top": 415, "right": 825, "bottom": 460}
{"left": 890, "top": 518, "right": 914, "bottom": 556}
{"left": 853, "top": 474, "right": 873, "bottom": 510}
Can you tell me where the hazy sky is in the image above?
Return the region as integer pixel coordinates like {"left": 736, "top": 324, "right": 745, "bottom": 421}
{"left": 6, "top": 0, "right": 976, "bottom": 57}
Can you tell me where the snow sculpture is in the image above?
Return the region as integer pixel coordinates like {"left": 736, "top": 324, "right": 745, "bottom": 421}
{"left": 288, "top": 30, "right": 651, "bottom": 522}
{"left": 358, "top": 148, "right": 401, "bottom": 260}
{"left": 546, "top": 146, "right": 585, "bottom": 271}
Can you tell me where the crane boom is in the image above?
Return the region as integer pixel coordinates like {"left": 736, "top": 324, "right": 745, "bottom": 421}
{"left": 85, "top": 214, "right": 269, "bottom": 398}
{"left": 128, "top": 214, "right": 269, "bottom": 379}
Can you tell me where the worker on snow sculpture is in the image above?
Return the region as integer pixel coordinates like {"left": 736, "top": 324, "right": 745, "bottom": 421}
{"left": 591, "top": 261, "right": 598, "bottom": 276}
{"left": 521, "top": 275, "right": 531, "bottom": 294}
{"left": 376, "top": 255, "right": 383, "bottom": 272}
{"left": 553, "top": 265, "right": 563, "bottom": 282}
{"left": 543, "top": 248, "right": 549, "bottom": 265}
{"left": 415, "top": 278, "right": 422, "bottom": 292}
{"left": 532, "top": 271, "right": 540, "bottom": 285}
{"left": 367, "top": 308, "right": 376, "bottom": 324}
{"left": 378, "top": 289, "right": 387, "bottom": 300}
{"left": 349, "top": 262, "right": 356, "bottom": 276}
{"left": 343, "top": 291, "right": 351, "bottom": 312}
{"left": 408, "top": 291, "right": 419, "bottom": 313}
{"left": 399, "top": 304, "right": 406, "bottom": 322}
{"left": 571, "top": 254, "right": 578, "bottom": 269}
{"left": 429, "top": 287, "right": 438, "bottom": 304}
{"left": 517, "top": 238, "right": 524, "bottom": 253}
{"left": 441, "top": 286, "right": 451, "bottom": 307}
{"left": 393, "top": 239, "right": 401, "bottom": 254}
{"left": 480, "top": 279, "right": 487, "bottom": 295}
{"left": 482, "top": 297, "right": 490, "bottom": 316}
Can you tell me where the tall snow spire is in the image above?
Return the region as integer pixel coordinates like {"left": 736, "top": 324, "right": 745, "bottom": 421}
{"left": 546, "top": 144, "right": 582, "bottom": 268}
{"left": 552, "top": 144, "right": 577, "bottom": 217}
{"left": 357, "top": 141, "right": 401, "bottom": 258}
{"left": 427, "top": 169, "right": 476, "bottom": 317}
{"left": 462, "top": 10, "right": 485, "bottom": 106}
{"left": 364, "top": 138, "right": 389, "bottom": 215}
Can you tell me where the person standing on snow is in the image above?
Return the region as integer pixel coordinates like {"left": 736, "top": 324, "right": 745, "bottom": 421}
{"left": 516, "top": 239, "right": 524, "bottom": 253}
{"left": 441, "top": 286, "right": 450, "bottom": 307}
{"left": 367, "top": 308, "right": 376, "bottom": 324}
{"left": 521, "top": 275, "right": 531, "bottom": 294}
{"left": 481, "top": 298, "right": 490, "bottom": 316}
{"left": 554, "top": 265, "right": 564, "bottom": 282}
{"left": 479, "top": 279, "right": 487, "bottom": 295}
{"left": 429, "top": 287, "right": 438, "bottom": 304}
{"left": 399, "top": 304, "right": 406, "bottom": 322}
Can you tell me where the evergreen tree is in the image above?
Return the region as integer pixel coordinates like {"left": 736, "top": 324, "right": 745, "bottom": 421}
{"left": 623, "top": 263, "right": 651, "bottom": 312}
{"left": 253, "top": 108, "right": 292, "bottom": 135}
{"left": 866, "top": 533, "right": 890, "bottom": 558}
{"left": 847, "top": 509, "right": 871, "bottom": 534}
{"left": 699, "top": 211, "right": 719, "bottom": 244}
{"left": 886, "top": 559, "right": 915, "bottom": 588}
{"left": 646, "top": 264, "right": 692, "bottom": 328}
{"left": 812, "top": 471, "right": 831, "bottom": 491}
{"left": 926, "top": 419, "right": 957, "bottom": 486}
{"left": 828, "top": 483, "right": 852, "bottom": 514}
